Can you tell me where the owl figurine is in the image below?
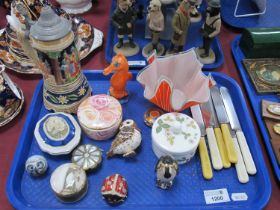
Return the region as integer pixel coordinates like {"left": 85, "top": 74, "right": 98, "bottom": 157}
{"left": 107, "top": 119, "right": 141, "bottom": 158}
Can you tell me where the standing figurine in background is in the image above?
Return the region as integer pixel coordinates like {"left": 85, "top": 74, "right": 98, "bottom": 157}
{"left": 142, "top": 0, "right": 165, "bottom": 57}
{"left": 112, "top": 0, "right": 139, "bottom": 56}
{"left": 156, "top": 156, "right": 178, "bottom": 190}
{"left": 196, "top": 0, "right": 221, "bottom": 64}
{"left": 189, "top": 0, "right": 202, "bottom": 23}
{"left": 167, "top": 0, "right": 191, "bottom": 54}
{"left": 103, "top": 53, "right": 132, "bottom": 103}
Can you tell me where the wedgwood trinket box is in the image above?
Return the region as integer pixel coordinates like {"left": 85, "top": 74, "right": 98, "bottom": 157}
{"left": 29, "top": 6, "right": 91, "bottom": 113}
{"left": 34, "top": 112, "right": 81, "bottom": 155}
{"left": 56, "top": 0, "right": 92, "bottom": 14}
{"left": 50, "top": 163, "right": 88, "bottom": 202}
{"left": 107, "top": 119, "right": 142, "bottom": 158}
{"left": 25, "top": 155, "right": 48, "bottom": 177}
{"left": 72, "top": 144, "right": 103, "bottom": 171}
{"left": 101, "top": 174, "right": 128, "bottom": 204}
{"left": 77, "top": 94, "right": 122, "bottom": 140}
{"left": 152, "top": 112, "right": 200, "bottom": 164}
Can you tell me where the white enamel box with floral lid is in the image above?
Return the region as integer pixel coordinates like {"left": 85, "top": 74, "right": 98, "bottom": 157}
{"left": 77, "top": 94, "right": 122, "bottom": 140}
{"left": 152, "top": 112, "right": 200, "bottom": 164}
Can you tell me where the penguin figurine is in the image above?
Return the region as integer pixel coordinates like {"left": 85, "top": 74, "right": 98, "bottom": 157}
{"left": 107, "top": 119, "right": 142, "bottom": 158}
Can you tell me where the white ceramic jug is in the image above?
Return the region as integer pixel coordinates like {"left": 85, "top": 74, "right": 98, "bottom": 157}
{"left": 56, "top": 0, "right": 92, "bottom": 14}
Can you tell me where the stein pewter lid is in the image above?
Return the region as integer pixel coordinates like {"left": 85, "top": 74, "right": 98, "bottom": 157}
{"left": 30, "top": 6, "right": 72, "bottom": 41}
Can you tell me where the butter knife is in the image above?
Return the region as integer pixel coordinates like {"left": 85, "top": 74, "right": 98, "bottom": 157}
{"left": 190, "top": 105, "right": 213, "bottom": 180}
{"left": 1, "top": 70, "right": 22, "bottom": 100}
{"left": 211, "top": 86, "right": 237, "bottom": 163}
{"left": 220, "top": 87, "right": 257, "bottom": 175}
{"left": 201, "top": 99, "right": 231, "bottom": 168}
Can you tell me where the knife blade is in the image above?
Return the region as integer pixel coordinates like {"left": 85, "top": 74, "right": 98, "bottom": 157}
{"left": 199, "top": 103, "right": 223, "bottom": 170}
{"left": 220, "top": 87, "right": 257, "bottom": 175}
{"left": 2, "top": 71, "right": 22, "bottom": 99}
{"left": 190, "top": 105, "right": 213, "bottom": 180}
{"left": 211, "top": 86, "right": 237, "bottom": 163}
{"left": 201, "top": 100, "right": 231, "bottom": 168}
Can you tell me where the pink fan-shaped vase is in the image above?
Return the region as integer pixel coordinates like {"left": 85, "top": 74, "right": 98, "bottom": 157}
{"left": 137, "top": 49, "right": 214, "bottom": 112}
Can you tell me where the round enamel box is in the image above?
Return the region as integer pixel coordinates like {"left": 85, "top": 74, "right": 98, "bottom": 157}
{"left": 152, "top": 113, "right": 200, "bottom": 164}
{"left": 77, "top": 94, "right": 122, "bottom": 140}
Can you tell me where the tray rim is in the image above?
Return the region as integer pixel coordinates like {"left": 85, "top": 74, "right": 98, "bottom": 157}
{"left": 231, "top": 35, "right": 280, "bottom": 182}
{"left": 6, "top": 70, "right": 271, "bottom": 210}
{"left": 105, "top": 0, "right": 224, "bottom": 70}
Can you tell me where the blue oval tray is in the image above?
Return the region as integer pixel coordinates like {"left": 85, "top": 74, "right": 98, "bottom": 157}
{"left": 221, "top": 0, "right": 280, "bottom": 29}
{"left": 105, "top": 0, "right": 224, "bottom": 69}
{"left": 231, "top": 35, "right": 280, "bottom": 182}
{"left": 7, "top": 71, "right": 271, "bottom": 210}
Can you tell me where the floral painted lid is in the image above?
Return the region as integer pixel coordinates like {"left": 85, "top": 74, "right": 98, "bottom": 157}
{"left": 152, "top": 113, "right": 200, "bottom": 155}
{"left": 77, "top": 94, "right": 122, "bottom": 130}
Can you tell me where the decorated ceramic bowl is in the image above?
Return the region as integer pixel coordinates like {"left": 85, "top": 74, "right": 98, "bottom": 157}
{"left": 77, "top": 94, "right": 123, "bottom": 140}
{"left": 152, "top": 112, "right": 200, "bottom": 164}
{"left": 34, "top": 112, "right": 81, "bottom": 155}
{"left": 137, "top": 49, "right": 214, "bottom": 112}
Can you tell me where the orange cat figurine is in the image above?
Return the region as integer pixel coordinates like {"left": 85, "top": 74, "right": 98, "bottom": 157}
{"left": 103, "top": 53, "right": 132, "bottom": 100}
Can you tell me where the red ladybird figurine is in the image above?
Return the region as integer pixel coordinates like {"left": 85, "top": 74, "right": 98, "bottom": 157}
{"left": 101, "top": 174, "right": 128, "bottom": 204}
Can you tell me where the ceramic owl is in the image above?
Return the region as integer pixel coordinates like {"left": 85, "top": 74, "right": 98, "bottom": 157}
{"left": 155, "top": 155, "right": 178, "bottom": 189}
{"left": 25, "top": 155, "right": 48, "bottom": 177}
{"left": 107, "top": 119, "right": 141, "bottom": 158}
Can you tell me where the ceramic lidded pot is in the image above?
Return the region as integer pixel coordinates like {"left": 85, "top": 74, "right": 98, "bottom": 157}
{"left": 29, "top": 6, "right": 91, "bottom": 113}
{"left": 77, "top": 94, "right": 123, "bottom": 140}
{"left": 152, "top": 112, "right": 200, "bottom": 164}
{"left": 56, "top": 0, "right": 92, "bottom": 14}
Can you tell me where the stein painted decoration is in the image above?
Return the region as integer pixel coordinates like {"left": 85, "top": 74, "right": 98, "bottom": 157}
{"left": 137, "top": 49, "right": 214, "bottom": 112}
{"left": 29, "top": 6, "right": 91, "bottom": 113}
{"left": 56, "top": 0, "right": 93, "bottom": 14}
{"left": 0, "top": 64, "right": 24, "bottom": 127}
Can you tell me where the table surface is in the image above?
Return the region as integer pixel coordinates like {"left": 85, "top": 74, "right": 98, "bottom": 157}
{"left": 0, "top": 1, "right": 279, "bottom": 210}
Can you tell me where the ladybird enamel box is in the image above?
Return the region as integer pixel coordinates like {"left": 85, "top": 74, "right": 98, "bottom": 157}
{"left": 152, "top": 113, "right": 200, "bottom": 164}
{"left": 77, "top": 94, "right": 123, "bottom": 140}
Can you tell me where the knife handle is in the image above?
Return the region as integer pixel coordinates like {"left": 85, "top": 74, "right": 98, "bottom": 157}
{"left": 221, "top": 124, "right": 238, "bottom": 163}
{"left": 236, "top": 131, "right": 257, "bottom": 175}
{"left": 214, "top": 127, "right": 231, "bottom": 168}
{"left": 206, "top": 127, "right": 223, "bottom": 170}
{"left": 199, "top": 137, "right": 213, "bottom": 180}
{"left": 232, "top": 137, "right": 249, "bottom": 183}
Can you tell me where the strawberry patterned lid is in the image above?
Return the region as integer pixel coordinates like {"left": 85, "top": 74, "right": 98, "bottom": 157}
{"left": 152, "top": 112, "right": 201, "bottom": 155}
{"left": 77, "top": 94, "right": 122, "bottom": 130}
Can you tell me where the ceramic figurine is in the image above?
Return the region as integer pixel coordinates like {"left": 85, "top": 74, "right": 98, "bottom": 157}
{"left": 28, "top": 6, "right": 91, "bottom": 113}
{"left": 137, "top": 49, "right": 214, "bottom": 112}
{"left": 101, "top": 174, "right": 128, "bottom": 204}
{"left": 25, "top": 155, "right": 48, "bottom": 177}
{"left": 155, "top": 155, "right": 178, "bottom": 190}
{"left": 142, "top": 0, "right": 165, "bottom": 57}
{"left": 103, "top": 53, "right": 132, "bottom": 103}
{"left": 112, "top": 0, "right": 139, "bottom": 57}
{"left": 167, "top": 0, "right": 191, "bottom": 54}
{"left": 77, "top": 95, "right": 123, "bottom": 140}
{"left": 0, "top": 65, "right": 24, "bottom": 127}
{"left": 189, "top": 0, "right": 202, "bottom": 23}
{"left": 72, "top": 144, "right": 103, "bottom": 171}
{"left": 196, "top": 0, "right": 221, "bottom": 64}
{"left": 152, "top": 113, "right": 200, "bottom": 164}
{"left": 34, "top": 112, "right": 81, "bottom": 155}
{"left": 107, "top": 119, "right": 141, "bottom": 158}
{"left": 56, "top": 0, "right": 92, "bottom": 14}
{"left": 50, "top": 163, "right": 88, "bottom": 202}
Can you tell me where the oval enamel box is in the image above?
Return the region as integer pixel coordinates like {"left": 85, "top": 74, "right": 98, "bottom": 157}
{"left": 152, "top": 112, "right": 200, "bottom": 164}
{"left": 77, "top": 94, "right": 122, "bottom": 140}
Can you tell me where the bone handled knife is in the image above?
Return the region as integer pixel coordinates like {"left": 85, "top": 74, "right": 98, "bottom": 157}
{"left": 220, "top": 87, "right": 257, "bottom": 175}
{"left": 199, "top": 102, "right": 223, "bottom": 170}
{"left": 201, "top": 99, "right": 231, "bottom": 168}
{"left": 211, "top": 86, "right": 238, "bottom": 164}
{"left": 190, "top": 105, "right": 213, "bottom": 180}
